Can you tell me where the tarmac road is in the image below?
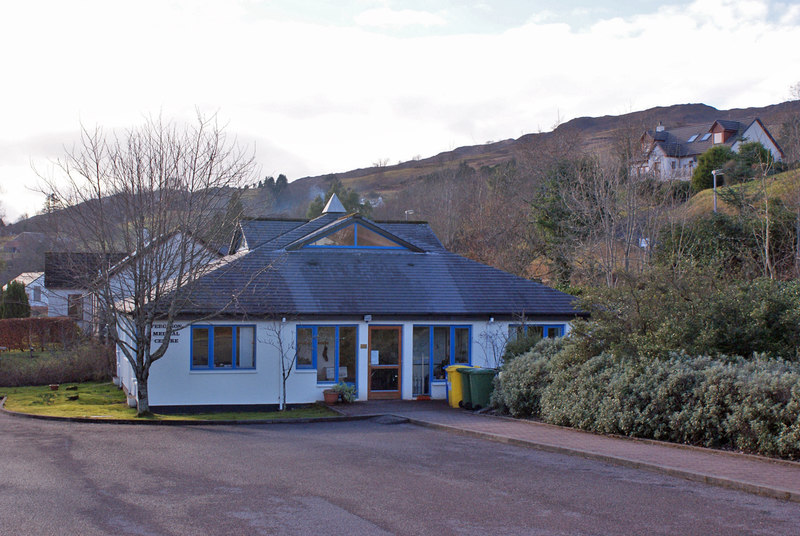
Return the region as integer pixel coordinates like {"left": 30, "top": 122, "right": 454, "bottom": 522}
{"left": 1, "top": 414, "right": 799, "bottom": 535}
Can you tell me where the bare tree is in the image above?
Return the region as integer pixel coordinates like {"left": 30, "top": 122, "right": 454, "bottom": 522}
{"left": 40, "top": 113, "right": 256, "bottom": 414}
{"left": 262, "top": 317, "right": 298, "bottom": 411}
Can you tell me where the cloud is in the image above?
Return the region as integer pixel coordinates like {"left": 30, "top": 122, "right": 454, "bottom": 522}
{"left": 354, "top": 7, "right": 447, "bottom": 28}
{"left": 2, "top": 0, "right": 800, "bottom": 222}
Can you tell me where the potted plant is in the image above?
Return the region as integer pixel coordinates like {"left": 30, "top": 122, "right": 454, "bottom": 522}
{"left": 322, "top": 389, "right": 339, "bottom": 404}
{"left": 331, "top": 381, "right": 356, "bottom": 403}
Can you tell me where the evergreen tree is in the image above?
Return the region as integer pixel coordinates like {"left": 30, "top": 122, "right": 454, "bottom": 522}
{"left": 691, "top": 145, "right": 735, "bottom": 192}
{"left": 1, "top": 281, "right": 31, "bottom": 318}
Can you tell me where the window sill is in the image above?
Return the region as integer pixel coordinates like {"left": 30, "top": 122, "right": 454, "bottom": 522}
{"left": 189, "top": 369, "right": 258, "bottom": 374}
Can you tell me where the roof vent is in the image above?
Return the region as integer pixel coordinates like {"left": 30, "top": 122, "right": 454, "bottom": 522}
{"left": 322, "top": 193, "right": 347, "bottom": 214}
{"left": 655, "top": 122, "right": 665, "bottom": 132}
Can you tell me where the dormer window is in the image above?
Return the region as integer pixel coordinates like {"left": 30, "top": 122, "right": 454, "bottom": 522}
{"left": 307, "top": 223, "right": 404, "bottom": 249}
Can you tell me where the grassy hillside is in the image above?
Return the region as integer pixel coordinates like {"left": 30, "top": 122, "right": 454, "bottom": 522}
{"left": 684, "top": 168, "right": 800, "bottom": 219}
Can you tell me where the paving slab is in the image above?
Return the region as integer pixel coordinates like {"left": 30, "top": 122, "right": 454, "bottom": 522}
{"left": 335, "top": 399, "right": 800, "bottom": 503}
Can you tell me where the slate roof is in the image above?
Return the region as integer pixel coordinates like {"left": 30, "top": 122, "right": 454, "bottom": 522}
{"left": 643, "top": 118, "right": 763, "bottom": 159}
{"left": 164, "top": 212, "right": 583, "bottom": 320}
{"left": 45, "top": 252, "right": 125, "bottom": 289}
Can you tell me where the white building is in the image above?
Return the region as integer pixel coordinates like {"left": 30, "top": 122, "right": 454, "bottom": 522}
{"left": 116, "top": 195, "right": 584, "bottom": 411}
{"left": 634, "top": 118, "right": 784, "bottom": 180}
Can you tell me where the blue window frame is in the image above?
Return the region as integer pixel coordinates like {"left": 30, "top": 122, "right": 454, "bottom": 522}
{"left": 191, "top": 325, "right": 256, "bottom": 370}
{"left": 296, "top": 325, "right": 358, "bottom": 384}
{"left": 304, "top": 223, "right": 404, "bottom": 249}
{"left": 412, "top": 325, "right": 471, "bottom": 395}
{"left": 508, "top": 324, "right": 565, "bottom": 340}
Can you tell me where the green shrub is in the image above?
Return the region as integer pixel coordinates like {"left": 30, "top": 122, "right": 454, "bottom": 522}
{"left": 492, "top": 345, "right": 800, "bottom": 459}
{"left": 492, "top": 338, "right": 563, "bottom": 417}
{"left": 501, "top": 332, "right": 542, "bottom": 365}
{"left": 573, "top": 270, "right": 800, "bottom": 361}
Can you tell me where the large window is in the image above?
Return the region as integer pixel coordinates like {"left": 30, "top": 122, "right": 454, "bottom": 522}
{"left": 412, "top": 326, "right": 470, "bottom": 394}
{"left": 307, "top": 223, "right": 403, "bottom": 249}
{"left": 191, "top": 325, "right": 255, "bottom": 370}
{"left": 508, "top": 324, "right": 565, "bottom": 341}
{"left": 296, "top": 325, "right": 357, "bottom": 384}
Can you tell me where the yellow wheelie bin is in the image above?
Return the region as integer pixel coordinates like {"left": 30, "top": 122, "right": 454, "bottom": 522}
{"left": 445, "top": 365, "right": 472, "bottom": 408}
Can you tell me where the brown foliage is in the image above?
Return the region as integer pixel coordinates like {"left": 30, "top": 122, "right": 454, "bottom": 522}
{"left": 0, "top": 317, "right": 80, "bottom": 351}
{"left": 0, "top": 340, "right": 114, "bottom": 387}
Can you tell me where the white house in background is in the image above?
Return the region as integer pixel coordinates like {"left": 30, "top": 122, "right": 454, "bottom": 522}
{"left": 3, "top": 271, "right": 47, "bottom": 316}
{"left": 634, "top": 118, "right": 784, "bottom": 180}
{"left": 116, "top": 194, "right": 585, "bottom": 412}
{"left": 44, "top": 252, "right": 124, "bottom": 333}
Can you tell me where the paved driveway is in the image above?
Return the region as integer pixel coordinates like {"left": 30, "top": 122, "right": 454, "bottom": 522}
{"left": 1, "top": 414, "right": 798, "bottom": 535}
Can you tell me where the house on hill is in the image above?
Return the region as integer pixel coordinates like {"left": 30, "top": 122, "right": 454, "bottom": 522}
{"left": 115, "top": 194, "right": 584, "bottom": 411}
{"left": 634, "top": 118, "right": 784, "bottom": 180}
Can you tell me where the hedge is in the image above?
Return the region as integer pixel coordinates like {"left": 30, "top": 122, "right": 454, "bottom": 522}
{"left": 492, "top": 339, "right": 800, "bottom": 460}
{"left": 0, "top": 317, "right": 81, "bottom": 351}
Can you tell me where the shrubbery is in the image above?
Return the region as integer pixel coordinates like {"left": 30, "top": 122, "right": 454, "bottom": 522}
{"left": 572, "top": 269, "right": 800, "bottom": 361}
{"left": 0, "top": 340, "right": 114, "bottom": 387}
{"left": 492, "top": 339, "right": 800, "bottom": 459}
{"left": 0, "top": 317, "right": 81, "bottom": 351}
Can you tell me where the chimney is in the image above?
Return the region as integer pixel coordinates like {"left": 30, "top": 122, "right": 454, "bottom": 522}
{"left": 655, "top": 121, "right": 665, "bottom": 132}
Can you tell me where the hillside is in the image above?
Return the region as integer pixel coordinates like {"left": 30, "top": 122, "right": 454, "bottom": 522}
{"left": 269, "top": 100, "right": 800, "bottom": 216}
{"left": 3, "top": 99, "right": 799, "bottom": 284}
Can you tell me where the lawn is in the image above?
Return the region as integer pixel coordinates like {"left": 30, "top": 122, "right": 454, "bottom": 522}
{"left": 0, "top": 382, "right": 339, "bottom": 421}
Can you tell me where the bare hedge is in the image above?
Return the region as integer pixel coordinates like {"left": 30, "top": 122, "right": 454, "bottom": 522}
{"left": 0, "top": 340, "right": 114, "bottom": 387}
{"left": 0, "top": 317, "right": 80, "bottom": 351}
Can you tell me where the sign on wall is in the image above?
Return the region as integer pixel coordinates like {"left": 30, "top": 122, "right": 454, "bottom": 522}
{"left": 152, "top": 322, "right": 184, "bottom": 345}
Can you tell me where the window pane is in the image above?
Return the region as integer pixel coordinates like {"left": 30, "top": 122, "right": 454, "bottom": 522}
{"left": 338, "top": 327, "right": 357, "bottom": 383}
{"left": 317, "top": 327, "right": 336, "bottom": 381}
{"left": 413, "top": 327, "right": 430, "bottom": 396}
{"left": 192, "top": 328, "right": 209, "bottom": 368}
{"left": 370, "top": 368, "right": 398, "bottom": 390}
{"left": 528, "top": 325, "right": 544, "bottom": 339}
{"left": 546, "top": 326, "right": 562, "bottom": 338}
{"left": 508, "top": 325, "right": 525, "bottom": 341}
{"left": 454, "top": 328, "right": 469, "bottom": 364}
{"left": 356, "top": 225, "right": 399, "bottom": 247}
{"left": 312, "top": 225, "right": 355, "bottom": 246}
{"left": 237, "top": 326, "right": 255, "bottom": 368}
{"left": 68, "top": 294, "right": 83, "bottom": 320}
{"left": 432, "top": 326, "right": 450, "bottom": 380}
{"left": 297, "top": 328, "right": 313, "bottom": 367}
{"left": 371, "top": 328, "right": 399, "bottom": 365}
{"left": 214, "top": 327, "right": 233, "bottom": 367}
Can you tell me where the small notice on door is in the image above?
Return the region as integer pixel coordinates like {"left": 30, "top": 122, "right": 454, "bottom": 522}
{"left": 370, "top": 350, "right": 379, "bottom": 365}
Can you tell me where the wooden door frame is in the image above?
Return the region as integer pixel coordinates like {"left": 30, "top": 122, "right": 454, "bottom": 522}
{"left": 367, "top": 325, "right": 402, "bottom": 400}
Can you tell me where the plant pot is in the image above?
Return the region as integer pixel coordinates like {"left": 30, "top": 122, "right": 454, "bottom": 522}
{"left": 323, "top": 389, "right": 339, "bottom": 404}
{"left": 49, "top": 384, "right": 59, "bottom": 391}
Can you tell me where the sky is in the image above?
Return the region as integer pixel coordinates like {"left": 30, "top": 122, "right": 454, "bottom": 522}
{"left": 1, "top": 0, "right": 799, "bottom": 222}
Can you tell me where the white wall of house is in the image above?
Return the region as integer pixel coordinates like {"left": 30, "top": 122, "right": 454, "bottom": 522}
{"left": 129, "top": 317, "right": 572, "bottom": 408}
{"left": 732, "top": 123, "right": 783, "bottom": 162}
{"left": 47, "top": 288, "right": 93, "bottom": 330}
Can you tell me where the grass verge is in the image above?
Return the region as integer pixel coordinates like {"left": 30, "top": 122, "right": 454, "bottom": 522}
{"left": 0, "top": 382, "right": 339, "bottom": 421}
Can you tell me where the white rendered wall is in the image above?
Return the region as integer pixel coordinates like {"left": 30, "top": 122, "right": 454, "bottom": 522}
{"left": 142, "top": 318, "right": 572, "bottom": 407}
{"left": 733, "top": 123, "right": 783, "bottom": 162}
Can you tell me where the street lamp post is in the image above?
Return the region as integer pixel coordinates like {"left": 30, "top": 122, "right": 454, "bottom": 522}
{"left": 711, "top": 169, "right": 724, "bottom": 213}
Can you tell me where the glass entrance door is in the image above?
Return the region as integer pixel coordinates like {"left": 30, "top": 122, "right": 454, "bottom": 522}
{"left": 368, "top": 326, "right": 402, "bottom": 399}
